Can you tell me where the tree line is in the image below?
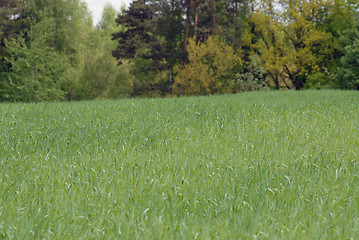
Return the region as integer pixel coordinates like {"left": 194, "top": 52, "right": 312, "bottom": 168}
{"left": 1, "top": 0, "right": 359, "bottom": 102}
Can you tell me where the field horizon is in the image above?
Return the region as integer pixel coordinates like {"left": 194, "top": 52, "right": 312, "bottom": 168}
{"left": 1, "top": 90, "right": 358, "bottom": 239}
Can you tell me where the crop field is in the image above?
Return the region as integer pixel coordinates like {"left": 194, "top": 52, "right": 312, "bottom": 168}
{"left": 1, "top": 90, "right": 359, "bottom": 239}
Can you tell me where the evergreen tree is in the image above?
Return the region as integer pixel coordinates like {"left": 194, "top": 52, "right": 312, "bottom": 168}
{"left": 112, "top": 0, "right": 162, "bottom": 65}
{"left": 112, "top": 0, "right": 180, "bottom": 96}
{"left": 156, "top": 0, "right": 185, "bottom": 66}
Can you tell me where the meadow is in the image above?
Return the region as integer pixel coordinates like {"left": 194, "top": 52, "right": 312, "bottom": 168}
{"left": 0, "top": 90, "right": 358, "bottom": 239}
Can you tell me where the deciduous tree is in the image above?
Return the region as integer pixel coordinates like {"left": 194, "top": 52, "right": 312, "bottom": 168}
{"left": 1, "top": 19, "right": 68, "bottom": 102}
{"left": 173, "top": 36, "right": 242, "bottom": 95}
{"left": 242, "top": 0, "right": 333, "bottom": 89}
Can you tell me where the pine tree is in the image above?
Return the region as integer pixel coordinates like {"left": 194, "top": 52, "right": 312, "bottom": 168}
{"left": 112, "top": 0, "right": 162, "bottom": 65}
{"left": 113, "top": 0, "right": 185, "bottom": 95}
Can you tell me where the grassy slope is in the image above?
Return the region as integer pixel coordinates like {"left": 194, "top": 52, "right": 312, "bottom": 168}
{"left": 0, "top": 90, "right": 358, "bottom": 239}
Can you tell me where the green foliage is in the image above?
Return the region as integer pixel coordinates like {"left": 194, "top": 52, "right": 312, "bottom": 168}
{"left": 1, "top": 91, "right": 359, "bottom": 238}
{"left": 97, "top": 4, "right": 118, "bottom": 32}
{"left": 233, "top": 55, "right": 268, "bottom": 92}
{"left": 1, "top": 0, "right": 359, "bottom": 102}
{"left": 304, "top": 72, "right": 330, "bottom": 89}
{"left": 336, "top": 39, "right": 359, "bottom": 90}
{"left": 0, "top": 0, "right": 29, "bottom": 79}
{"left": 105, "top": 62, "right": 134, "bottom": 98}
{"left": 0, "top": 0, "right": 96, "bottom": 102}
{"left": 1, "top": 20, "right": 68, "bottom": 102}
{"left": 112, "top": 0, "right": 163, "bottom": 65}
{"left": 24, "top": 0, "right": 93, "bottom": 56}
{"left": 0, "top": 0, "right": 27, "bottom": 50}
{"left": 242, "top": 0, "right": 335, "bottom": 90}
{"left": 156, "top": 0, "right": 185, "bottom": 66}
{"left": 112, "top": 0, "right": 173, "bottom": 96}
{"left": 323, "top": 0, "right": 359, "bottom": 38}
{"left": 333, "top": 20, "right": 359, "bottom": 90}
{"left": 77, "top": 46, "right": 133, "bottom": 99}
{"left": 173, "top": 36, "right": 242, "bottom": 95}
{"left": 0, "top": 0, "right": 134, "bottom": 102}
{"left": 69, "top": 5, "right": 133, "bottom": 100}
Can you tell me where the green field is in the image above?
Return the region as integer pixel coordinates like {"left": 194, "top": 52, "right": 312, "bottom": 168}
{"left": 1, "top": 90, "right": 358, "bottom": 239}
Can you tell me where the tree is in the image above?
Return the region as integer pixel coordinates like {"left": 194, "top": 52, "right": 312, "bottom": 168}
{"left": 97, "top": 4, "right": 118, "bottom": 32}
{"left": 1, "top": 0, "right": 95, "bottom": 102}
{"left": 335, "top": 21, "right": 359, "bottom": 90}
{"left": 0, "top": 0, "right": 26, "bottom": 51}
{"left": 241, "top": 0, "right": 333, "bottom": 89}
{"left": 173, "top": 36, "right": 242, "bottom": 95}
{"left": 156, "top": 0, "right": 185, "bottom": 66}
{"left": 336, "top": 40, "right": 359, "bottom": 90}
{"left": 0, "top": 19, "right": 68, "bottom": 102}
{"left": 199, "top": 0, "right": 248, "bottom": 45}
{"left": 73, "top": 4, "right": 133, "bottom": 100}
{"left": 112, "top": 0, "right": 162, "bottom": 66}
{"left": 0, "top": 0, "right": 28, "bottom": 78}
{"left": 318, "top": 0, "right": 359, "bottom": 78}
{"left": 113, "top": 0, "right": 182, "bottom": 96}
{"left": 324, "top": 0, "right": 359, "bottom": 38}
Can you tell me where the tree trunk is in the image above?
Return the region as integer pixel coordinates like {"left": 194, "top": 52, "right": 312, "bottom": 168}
{"left": 169, "top": 68, "right": 173, "bottom": 95}
{"left": 211, "top": 0, "right": 215, "bottom": 35}
{"left": 234, "top": 0, "right": 238, "bottom": 40}
{"left": 184, "top": 0, "right": 191, "bottom": 66}
{"left": 194, "top": 0, "right": 199, "bottom": 40}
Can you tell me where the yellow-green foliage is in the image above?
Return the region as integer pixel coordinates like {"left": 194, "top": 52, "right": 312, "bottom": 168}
{"left": 173, "top": 36, "right": 242, "bottom": 95}
{"left": 242, "top": 0, "right": 333, "bottom": 89}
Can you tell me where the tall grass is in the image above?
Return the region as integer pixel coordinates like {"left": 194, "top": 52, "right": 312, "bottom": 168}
{"left": 1, "top": 90, "right": 358, "bottom": 239}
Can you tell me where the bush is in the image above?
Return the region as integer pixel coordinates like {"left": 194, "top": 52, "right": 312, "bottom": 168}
{"left": 304, "top": 72, "right": 330, "bottom": 89}
{"left": 173, "top": 36, "right": 242, "bottom": 95}
{"left": 233, "top": 55, "right": 268, "bottom": 92}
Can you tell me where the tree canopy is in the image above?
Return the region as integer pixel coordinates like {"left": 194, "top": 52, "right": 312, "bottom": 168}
{"left": 0, "top": 0, "right": 359, "bottom": 102}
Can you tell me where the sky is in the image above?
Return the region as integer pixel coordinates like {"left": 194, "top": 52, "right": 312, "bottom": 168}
{"left": 84, "top": 0, "right": 132, "bottom": 25}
